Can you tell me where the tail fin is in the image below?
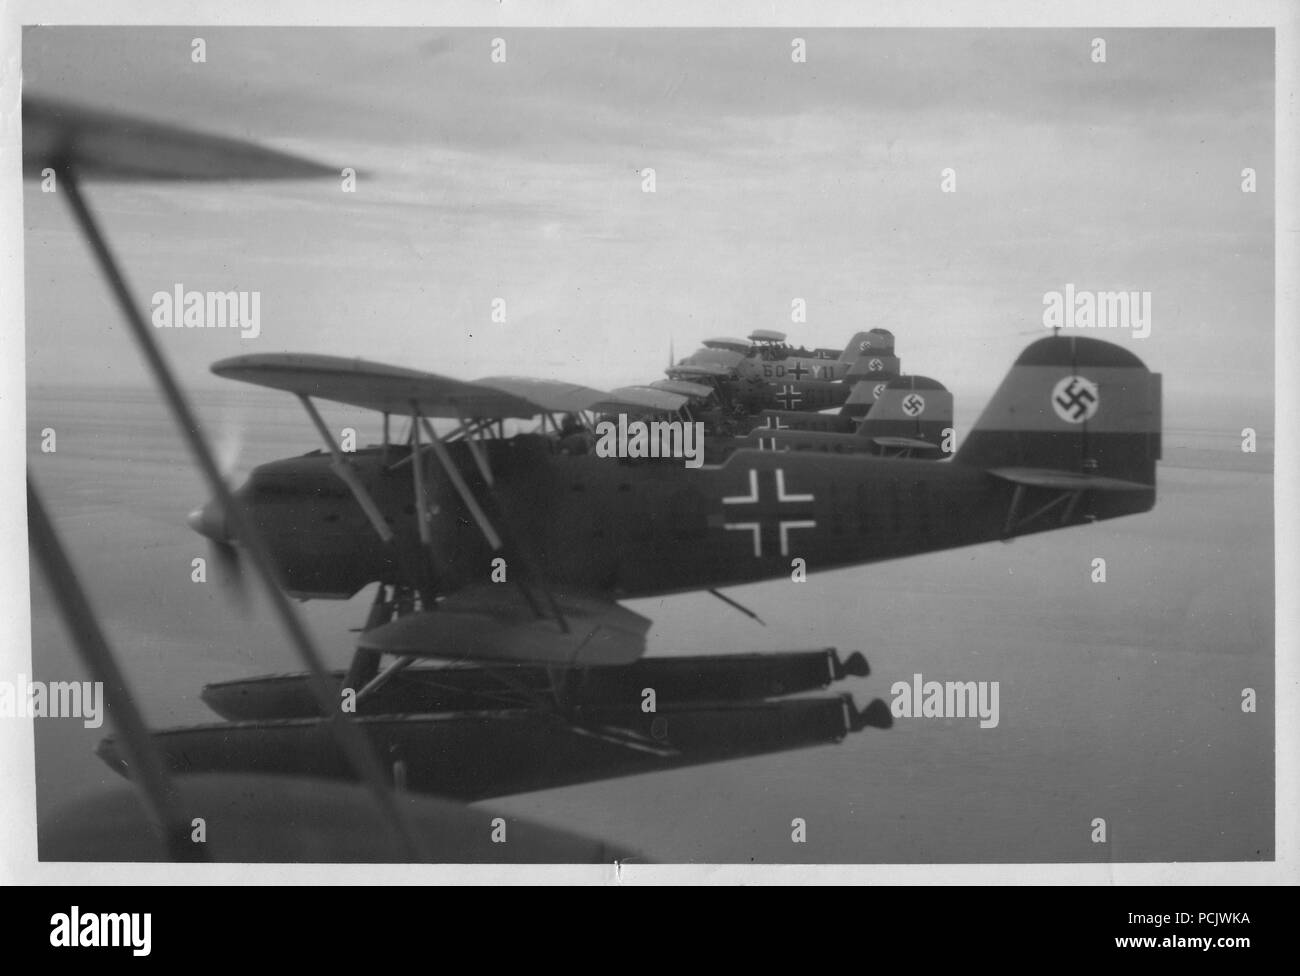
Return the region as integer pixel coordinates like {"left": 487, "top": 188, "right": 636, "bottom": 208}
{"left": 843, "top": 352, "right": 901, "bottom": 384}
{"left": 955, "top": 335, "right": 1161, "bottom": 489}
{"left": 839, "top": 356, "right": 903, "bottom": 419}
{"left": 838, "top": 328, "right": 895, "bottom": 364}
{"left": 856, "top": 375, "right": 953, "bottom": 455}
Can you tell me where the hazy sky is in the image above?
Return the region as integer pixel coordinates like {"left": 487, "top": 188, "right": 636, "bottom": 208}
{"left": 22, "top": 27, "right": 1274, "bottom": 418}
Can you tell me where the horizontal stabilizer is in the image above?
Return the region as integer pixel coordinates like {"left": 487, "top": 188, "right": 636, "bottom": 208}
{"left": 871, "top": 435, "right": 945, "bottom": 451}
{"left": 988, "top": 467, "right": 1153, "bottom": 492}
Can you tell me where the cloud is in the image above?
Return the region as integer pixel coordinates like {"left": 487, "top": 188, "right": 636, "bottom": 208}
{"left": 22, "top": 26, "right": 1273, "bottom": 416}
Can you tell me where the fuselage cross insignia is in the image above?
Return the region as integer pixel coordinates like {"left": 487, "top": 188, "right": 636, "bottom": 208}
{"left": 721, "top": 468, "right": 818, "bottom": 558}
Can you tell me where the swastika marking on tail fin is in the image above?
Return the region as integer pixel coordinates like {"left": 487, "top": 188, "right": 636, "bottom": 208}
{"left": 1051, "top": 376, "right": 1099, "bottom": 423}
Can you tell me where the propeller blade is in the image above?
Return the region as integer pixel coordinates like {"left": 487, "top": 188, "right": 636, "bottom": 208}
{"left": 213, "top": 416, "right": 246, "bottom": 483}
{"left": 188, "top": 497, "right": 250, "bottom": 614}
{"left": 210, "top": 539, "right": 250, "bottom": 613}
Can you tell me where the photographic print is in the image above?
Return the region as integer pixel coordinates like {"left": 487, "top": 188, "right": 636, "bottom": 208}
{"left": 5, "top": 10, "right": 1287, "bottom": 876}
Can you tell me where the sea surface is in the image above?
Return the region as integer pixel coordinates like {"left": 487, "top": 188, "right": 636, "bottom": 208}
{"left": 25, "top": 384, "right": 1275, "bottom": 863}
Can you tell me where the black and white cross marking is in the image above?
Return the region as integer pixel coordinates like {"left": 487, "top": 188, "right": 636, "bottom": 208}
{"left": 775, "top": 384, "right": 803, "bottom": 410}
{"left": 721, "top": 468, "right": 817, "bottom": 558}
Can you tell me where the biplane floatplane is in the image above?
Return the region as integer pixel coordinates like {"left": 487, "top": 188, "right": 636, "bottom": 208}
{"left": 165, "top": 325, "right": 1162, "bottom": 801}
{"left": 704, "top": 327, "right": 893, "bottom": 376}
{"left": 22, "top": 96, "right": 1162, "bottom": 864}
{"left": 675, "top": 326, "right": 905, "bottom": 419}
{"left": 661, "top": 330, "right": 954, "bottom": 459}
{"left": 152, "top": 355, "right": 898, "bottom": 797}
{"left": 734, "top": 374, "right": 955, "bottom": 460}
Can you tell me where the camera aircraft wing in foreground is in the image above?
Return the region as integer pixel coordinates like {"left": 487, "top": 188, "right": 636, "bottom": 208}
{"left": 22, "top": 96, "right": 634, "bottom": 861}
{"left": 23, "top": 96, "right": 1161, "bottom": 863}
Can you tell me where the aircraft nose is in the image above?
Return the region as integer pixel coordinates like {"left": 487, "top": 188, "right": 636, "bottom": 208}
{"left": 187, "top": 500, "right": 228, "bottom": 542}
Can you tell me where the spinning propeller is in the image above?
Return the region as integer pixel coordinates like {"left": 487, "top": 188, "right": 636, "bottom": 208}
{"left": 187, "top": 419, "right": 250, "bottom": 609}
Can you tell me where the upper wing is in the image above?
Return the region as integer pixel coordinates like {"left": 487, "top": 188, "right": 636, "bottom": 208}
{"left": 649, "top": 379, "right": 715, "bottom": 398}
{"left": 666, "top": 363, "right": 735, "bottom": 379}
{"left": 588, "top": 386, "right": 688, "bottom": 415}
{"left": 212, "top": 356, "right": 688, "bottom": 421}
{"left": 211, "top": 353, "right": 544, "bottom": 418}
{"left": 702, "top": 337, "right": 752, "bottom": 353}
{"left": 473, "top": 376, "right": 610, "bottom": 414}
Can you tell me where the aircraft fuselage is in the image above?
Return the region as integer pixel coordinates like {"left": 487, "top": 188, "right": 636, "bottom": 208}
{"left": 237, "top": 436, "right": 1152, "bottom": 601}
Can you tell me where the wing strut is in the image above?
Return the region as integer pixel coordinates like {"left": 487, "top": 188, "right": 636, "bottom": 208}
{"left": 417, "top": 414, "right": 502, "bottom": 549}
{"left": 708, "top": 588, "right": 767, "bottom": 626}
{"left": 301, "top": 396, "right": 440, "bottom": 603}
{"left": 1001, "top": 484, "right": 1086, "bottom": 539}
{"left": 456, "top": 408, "right": 496, "bottom": 487}
{"left": 298, "top": 394, "right": 395, "bottom": 543}
{"left": 416, "top": 416, "right": 570, "bottom": 634}
{"left": 355, "top": 654, "right": 417, "bottom": 702}
{"left": 409, "top": 409, "right": 434, "bottom": 548}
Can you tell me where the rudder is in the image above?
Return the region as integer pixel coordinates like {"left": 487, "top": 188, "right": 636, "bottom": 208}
{"left": 857, "top": 375, "right": 953, "bottom": 455}
{"left": 954, "top": 335, "right": 1161, "bottom": 487}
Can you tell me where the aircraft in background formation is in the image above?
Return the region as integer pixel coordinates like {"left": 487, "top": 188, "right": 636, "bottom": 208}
{"left": 671, "top": 327, "right": 901, "bottom": 416}
{"left": 642, "top": 326, "right": 954, "bottom": 459}
{"left": 728, "top": 374, "right": 955, "bottom": 460}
